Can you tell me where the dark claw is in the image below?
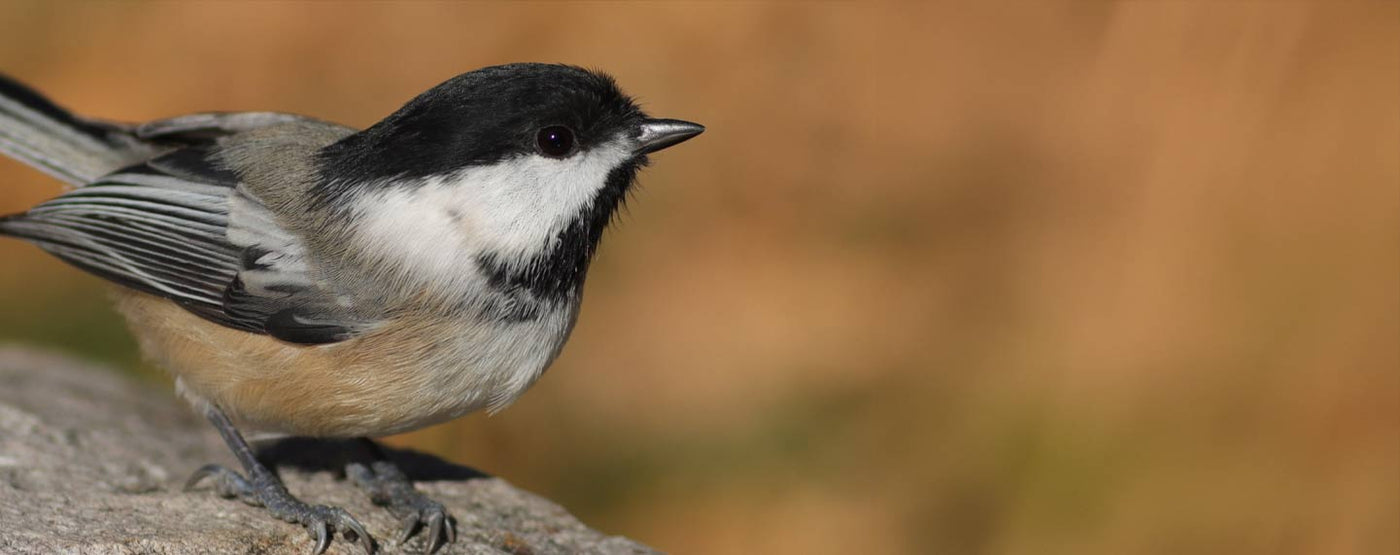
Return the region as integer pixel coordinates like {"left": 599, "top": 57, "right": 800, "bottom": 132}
{"left": 396, "top": 514, "right": 421, "bottom": 545}
{"left": 188, "top": 464, "right": 375, "bottom": 554}
{"left": 348, "top": 459, "right": 455, "bottom": 553}
{"left": 184, "top": 464, "right": 221, "bottom": 491}
{"left": 425, "top": 512, "right": 445, "bottom": 554}
{"left": 335, "top": 509, "right": 372, "bottom": 554}
{"left": 184, "top": 464, "right": 256, "bottom": 503}
{"left": 312, "top": 521, "right": 331, "bottom": 555}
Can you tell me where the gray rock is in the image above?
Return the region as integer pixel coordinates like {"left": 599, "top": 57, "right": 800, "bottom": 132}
{"left": 0, "top": 346, "right": 655, "bottom": 554}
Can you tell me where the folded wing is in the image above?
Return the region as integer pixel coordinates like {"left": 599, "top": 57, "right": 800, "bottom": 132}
{"left": 0, "top": 138, "right": 374, "bottom": 344}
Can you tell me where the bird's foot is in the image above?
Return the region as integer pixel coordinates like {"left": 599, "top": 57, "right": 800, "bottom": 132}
{"left": 348, "top": 460, "right": 455, "bottom": 554}
{"left": 187, "top": 464, "right": 374, "bottom": 554}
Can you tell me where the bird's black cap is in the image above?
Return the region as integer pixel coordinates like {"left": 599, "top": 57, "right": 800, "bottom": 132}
{"left": 319, "top": 63, "right": 649, "bottom": 184}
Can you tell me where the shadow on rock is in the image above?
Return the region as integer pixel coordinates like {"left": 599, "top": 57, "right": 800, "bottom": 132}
{"left": 256, "top": 437, "right": 490, "bottom": 482}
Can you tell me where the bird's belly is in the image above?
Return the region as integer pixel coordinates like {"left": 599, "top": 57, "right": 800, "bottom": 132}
{"left": 113, "top": 290, "right": 575, "bottom": 437}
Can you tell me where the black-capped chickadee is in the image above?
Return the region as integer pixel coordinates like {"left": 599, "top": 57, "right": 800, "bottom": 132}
{"left": 0, "top": 63, "right": 703, "bottom": 554}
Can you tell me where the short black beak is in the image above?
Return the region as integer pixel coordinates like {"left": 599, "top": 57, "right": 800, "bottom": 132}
{"left": 635, "top": 118, "right": 705, "bottom": 155}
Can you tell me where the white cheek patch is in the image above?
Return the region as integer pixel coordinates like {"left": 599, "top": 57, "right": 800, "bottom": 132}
{"left": 463, "top": 140, "right": 630, "bottom": 256}
{"left": 353, "top": 185, "right": 473, "bottom": 290}
{"left": 350, "top": 140, "right": 631, "bottom": 295}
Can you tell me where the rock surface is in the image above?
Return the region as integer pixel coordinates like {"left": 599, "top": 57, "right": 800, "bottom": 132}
{"left": 0, "top": 347, "right": 655, "bottom": 554}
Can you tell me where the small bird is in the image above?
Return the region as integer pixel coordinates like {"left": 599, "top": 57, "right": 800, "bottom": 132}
{"left": 0, "top": 63, "right": 702, "bottom": 554}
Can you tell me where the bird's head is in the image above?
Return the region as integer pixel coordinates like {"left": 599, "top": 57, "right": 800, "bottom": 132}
{"left": 319, "top": 64, "right": 703, "bottom": 303}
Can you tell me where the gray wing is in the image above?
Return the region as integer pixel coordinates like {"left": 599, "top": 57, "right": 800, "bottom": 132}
{"left": 136, "top": 112, "right": 307, "bottom": 142}
{"left": 0, "top": 137, "right": 375, "bottom": 345}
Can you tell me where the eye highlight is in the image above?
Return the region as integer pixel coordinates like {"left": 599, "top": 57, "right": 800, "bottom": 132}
{"left": 535, "top": 126, "right": 576, "bottom": 158}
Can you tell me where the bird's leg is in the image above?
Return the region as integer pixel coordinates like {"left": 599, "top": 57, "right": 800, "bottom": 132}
{"left": 186, "top": 405, "right": 373, "bottom": 555}
{"left": 347, "top": 438, "right": 456, "bottom": 554}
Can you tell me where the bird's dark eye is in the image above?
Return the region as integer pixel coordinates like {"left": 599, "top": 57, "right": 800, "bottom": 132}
{"left": 535, "top": 126, "right": 576, "bottom": 158}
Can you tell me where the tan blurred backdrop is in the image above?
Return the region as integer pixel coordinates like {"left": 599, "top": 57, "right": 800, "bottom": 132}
{"left": 0, "top": 2, "right": 1395, "bottom": 554}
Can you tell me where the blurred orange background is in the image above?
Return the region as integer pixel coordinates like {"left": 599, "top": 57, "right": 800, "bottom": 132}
{"left": 0, "top": 2, "right": 1395, "bottom": 554}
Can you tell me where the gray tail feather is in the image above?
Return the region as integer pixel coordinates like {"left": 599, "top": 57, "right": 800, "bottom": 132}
{"left": 0, "top": 73, "right": 155, "bottom": 186}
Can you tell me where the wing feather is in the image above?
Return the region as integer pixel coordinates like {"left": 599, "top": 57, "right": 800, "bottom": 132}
{"left": 0, "top": 141, "right": 375, "bottom": 343}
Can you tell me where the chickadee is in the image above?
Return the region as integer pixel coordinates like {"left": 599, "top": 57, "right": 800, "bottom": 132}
{"left": 0, "top": 63, "right": 702, "bottom": 554}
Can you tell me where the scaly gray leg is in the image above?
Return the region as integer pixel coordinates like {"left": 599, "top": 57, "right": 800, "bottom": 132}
{"left": 186, "top": 405, "right": 373, "bottom": 555}
{"left": 347, "top": 438, "right": 456, "bottom": 554}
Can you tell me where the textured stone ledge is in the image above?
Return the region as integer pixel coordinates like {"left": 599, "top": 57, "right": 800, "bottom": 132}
{"left": 0, "top": 347, "right": 653, "bottom": 554}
